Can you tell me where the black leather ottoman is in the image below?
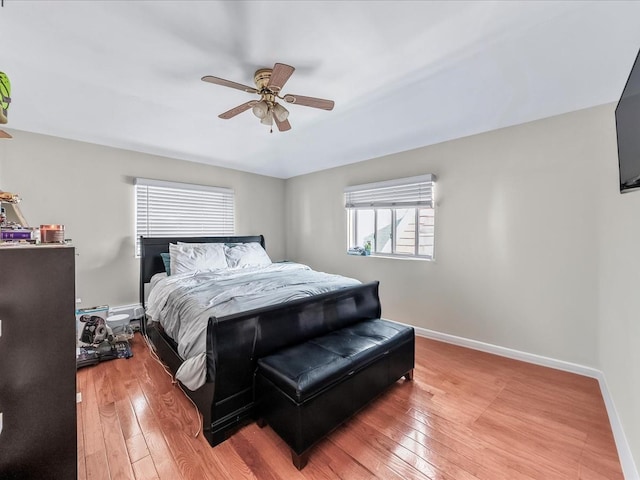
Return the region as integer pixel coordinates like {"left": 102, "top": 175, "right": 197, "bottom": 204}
{"left": 255, "top": 318, "right": 415, "bottom": 469}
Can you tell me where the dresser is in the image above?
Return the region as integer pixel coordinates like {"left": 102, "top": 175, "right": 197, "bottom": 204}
{"left": 0, "top": 245, "right": 76, "bottom": 479}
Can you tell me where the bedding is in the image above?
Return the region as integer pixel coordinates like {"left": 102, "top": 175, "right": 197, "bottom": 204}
{"left": 225, "top": 242, "right": 272, "bottom": 268}
{"left": 160, "top": 241, "right": 272, "bottom": 275}
{"left": 160, "top": 253, "right": 171, "bottom": 275}
{"left": 169, "top": 242, "right": 227, "bottom": 275}
{"left": 146, "top": 262, "right": 360, "bottom": 390}
{"left": 149, "top": 272, "right": 167, "bottom": 292}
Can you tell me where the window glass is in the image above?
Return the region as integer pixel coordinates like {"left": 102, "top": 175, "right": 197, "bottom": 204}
{"left": 418, "top": 208, "right": 435, "bottom": 257}
{"left": 376, "top": 209, "right": 392, "bottom": 253}
{"left": 394, "top": 208, "right": 416, "bottom": 255}
{"left": 355, "top": 209, "right": 374, "bottom": 249}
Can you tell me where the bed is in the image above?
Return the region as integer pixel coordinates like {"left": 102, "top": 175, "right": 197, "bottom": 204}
{"left": 140, "top": 235, "right": 382, "bottom": 446}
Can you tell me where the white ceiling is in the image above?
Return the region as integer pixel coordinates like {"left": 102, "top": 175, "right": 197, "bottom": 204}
{"left": 1, "top": 1, "right": 639, "bottom": 178}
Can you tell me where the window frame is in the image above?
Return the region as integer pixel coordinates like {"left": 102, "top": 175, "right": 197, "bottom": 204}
{"left": 134, "top": 178, "right": 235, "bottom": 257}
{"left": 345, "top": 174, "right": 436, "bottom": 260}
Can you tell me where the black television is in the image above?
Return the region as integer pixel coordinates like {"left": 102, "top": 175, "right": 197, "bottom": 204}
{"left": 616, "top": 47, "right": 640, "bottom": 193}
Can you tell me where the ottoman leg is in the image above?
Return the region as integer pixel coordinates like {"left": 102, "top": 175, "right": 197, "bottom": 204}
{"left": 404, "top": 369, "right": 414, "bottom": 381}
{"left": 256, "top": 418, "right": 267, "bottom": 428}
{"left": 292, "top": 450, "right": 309, "bottom": 470}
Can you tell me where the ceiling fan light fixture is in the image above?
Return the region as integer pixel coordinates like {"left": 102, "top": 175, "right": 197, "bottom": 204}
{"left": 252, "top": 100, "right": 268, "bottom": 119}
{"left": 273, "top": 103, "right": 289, "bottom": 122}
{"left": 260, "top": 110, "right": 273, "bottom": 126}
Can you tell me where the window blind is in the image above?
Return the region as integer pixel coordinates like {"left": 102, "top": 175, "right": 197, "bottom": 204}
{"left": 344, "top": 174, "right": 436, "bottom": 209}
{"left": 134, "top": 178, "right": 235, "bottom": 256}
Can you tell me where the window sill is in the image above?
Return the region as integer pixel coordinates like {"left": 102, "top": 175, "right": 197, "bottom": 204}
{"left": 346, "top": 252, "right": 433, "bottom": 262}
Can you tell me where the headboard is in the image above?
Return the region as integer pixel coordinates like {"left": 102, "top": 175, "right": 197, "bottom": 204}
{"left": 139, "top": 235, "right": 266, "bottom": 308}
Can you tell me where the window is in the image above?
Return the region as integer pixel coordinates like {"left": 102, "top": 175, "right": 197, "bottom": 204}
{"left": 345, "top": 174, "right": 436, "bottom": 259}
{"left": 134, "top": 178, "right": 235, "bottom": 256}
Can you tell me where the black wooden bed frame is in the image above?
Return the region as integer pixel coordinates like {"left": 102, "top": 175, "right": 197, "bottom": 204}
{"left": 139, "top": 235, "right": 382, "bottom": 447}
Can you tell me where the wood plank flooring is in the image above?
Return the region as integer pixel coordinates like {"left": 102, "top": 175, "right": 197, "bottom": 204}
{"left": 77, "top": 334, "right": 623, "bottom": 479}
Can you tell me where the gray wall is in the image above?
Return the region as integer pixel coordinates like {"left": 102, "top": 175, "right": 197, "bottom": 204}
{"left": 286, "top": 106, "right": 602, "bottom": 366}
{"left": 1, "top": 104, "right": 638, "bottom": 471}
{"left": 285, "top": 103, "right": 638, "bottom": 470}
{"left": 596, "top": 107, "right": 640, "bottom": 474}
{"left": 0, "top": 131, "right": 286, "bottom": 307}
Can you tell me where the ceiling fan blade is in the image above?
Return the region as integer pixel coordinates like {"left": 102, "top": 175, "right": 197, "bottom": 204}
{"left": 283, "top": 94, "right": 334, "bottom": 111}
{"left": 274, "top": 116, "right": 291, "bottom": 132}
{"left": 202, "top": 75, "right": 258, "bottom": 94}
{"left": 267, "top": 63, "right": 295, "bottom": 91}
{"left": 219, "top": 101, "right": 257, "bottom": 119}
{"left": 0, "top": 129, "right": 12, "bottom": 139}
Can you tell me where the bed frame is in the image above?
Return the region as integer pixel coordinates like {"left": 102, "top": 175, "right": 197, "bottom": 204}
{"left": 139, "top": 235, "right": 382, "bottom": 447}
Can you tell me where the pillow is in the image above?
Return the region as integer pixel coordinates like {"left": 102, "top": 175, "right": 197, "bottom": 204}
{"left": 225, "top": 242, "right": 272, "bottom": 268}
{"left": 160, "top": 252, "right": 171, "bottom": 276}
{"left": 169, "top": 242, "right": 227, "bottom": 275}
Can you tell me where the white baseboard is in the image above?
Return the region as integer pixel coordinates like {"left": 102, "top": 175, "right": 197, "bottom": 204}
{"left": 399, "top": 323, "right": 639, "bottom": 480}
{"left": 595, "top": 373, "right": 639, "bottom": 480}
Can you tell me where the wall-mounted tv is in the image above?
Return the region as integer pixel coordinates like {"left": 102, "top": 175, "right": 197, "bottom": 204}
{"left": 616, "top": 47, "right": 640, "bottom": 193}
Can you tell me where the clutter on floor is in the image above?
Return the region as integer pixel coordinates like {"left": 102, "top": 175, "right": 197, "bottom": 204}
{"left": 76, "top": 340, "right": 133, "bottom": 369}
{"left": 75, "top": 305, "right": 136, "bottom": 369}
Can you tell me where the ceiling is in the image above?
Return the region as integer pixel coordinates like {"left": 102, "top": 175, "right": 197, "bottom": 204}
{"left": 1, "top": 1, "right": 639, "bottom": 179}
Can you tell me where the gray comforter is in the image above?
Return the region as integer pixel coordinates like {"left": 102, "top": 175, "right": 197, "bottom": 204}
{"left": 146, "top": 262, "right": 360, "bottom": 390}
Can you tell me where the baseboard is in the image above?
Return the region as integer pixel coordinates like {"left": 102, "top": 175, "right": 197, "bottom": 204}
{"left": 398, "top": 323, "right": 639, "bottom": 480}
{"left": 595, "top": 373, "right": 639, "bottom": 480}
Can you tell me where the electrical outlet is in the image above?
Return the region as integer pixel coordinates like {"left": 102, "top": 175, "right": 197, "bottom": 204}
{"left": 76, "top": 298, "right": 82, "bottom": 304}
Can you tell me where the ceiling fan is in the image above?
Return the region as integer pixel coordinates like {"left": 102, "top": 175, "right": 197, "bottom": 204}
{"left": 201, "top": 63, "right": 334, "bottom": 132}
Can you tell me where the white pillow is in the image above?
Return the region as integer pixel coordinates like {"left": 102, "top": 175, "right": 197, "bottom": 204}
{"left": 169, "top": 242, "right": 227, "bottom": 275}
{"left": 225, "top": 242, "right": 272, "bottom": 268}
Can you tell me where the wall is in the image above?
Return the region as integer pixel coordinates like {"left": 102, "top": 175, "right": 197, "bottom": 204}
{"left": 0, "top": 131, "right": 286, "bottom": 307}
{"left": 286, "top": 102, "right": 639, "bottom": 472}
{"left": 596, "top": 107, "right": 640, "bottom": 473}
{"left": 287, "top": 106, "right": 603, "bottom": 367}
{"left": 0, "top": 139, "right": 4, "bottom": 187}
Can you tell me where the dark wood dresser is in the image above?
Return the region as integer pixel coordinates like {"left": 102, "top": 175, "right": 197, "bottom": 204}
{"left": 0, "top": 245, "right": 77, "bottom": 479}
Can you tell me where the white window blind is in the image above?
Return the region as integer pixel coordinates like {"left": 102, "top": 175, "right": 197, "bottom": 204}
{"left": 134, "top": 178, "right": 235, "bottom": 256}
{"left": 344, "top": 174, "right": 435, "bottom": 209}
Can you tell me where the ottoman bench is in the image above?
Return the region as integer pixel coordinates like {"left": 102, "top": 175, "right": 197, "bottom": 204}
{"left": 255, "top": 318, "right": 414, "bottom": 469}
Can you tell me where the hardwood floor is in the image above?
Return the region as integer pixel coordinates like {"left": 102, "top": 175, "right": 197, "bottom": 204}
{"left": 77, "top": 334, "right": 623, "bottom": 479}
